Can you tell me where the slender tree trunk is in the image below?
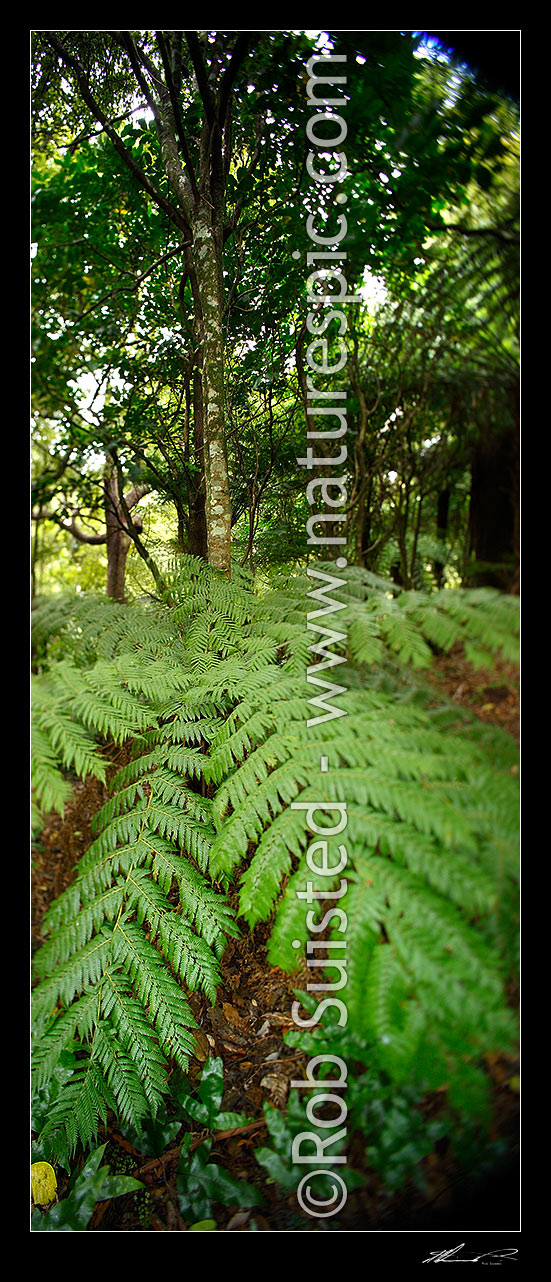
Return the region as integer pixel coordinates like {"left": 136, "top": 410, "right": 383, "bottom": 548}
{"left": 362, "top": 477, "right": 373, "bottom": 565}
{"left": 176, "top": 501, "right": 188, "bottom": 554}
{"left": 153, "top": 38, "right": 237, "bottom": 577}
{"left": 434, "top": 486, "right": 451, "bottom": 587}
{"left": 189, "top": 360, "right": 208, "bottom": 561}
{"left": 31, "top": 509, "right": 43, "bottom": 598}
{"left": 192, "top": 207, "right": 232, "bottom": 575}
{"left": 396, "top": 487, "right": 410, "bottom": 588}
{"left": 48, "top": 31, "right": 248, "bottom": 581}
{"left": 409, "top": 493, "right": 424, "bottom": 585}
{"left": 104, "top": 468, "right": 137, "bottom": 602}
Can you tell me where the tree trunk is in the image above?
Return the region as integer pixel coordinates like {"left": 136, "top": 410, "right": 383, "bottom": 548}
{"left": 188, "top": 366, "right": 208, "bottom": 560}
{"left": 47, "top": 31, "right": 246, "bottom": 582}
{"left": 396, "top": 492, "right": 411, "bottom": 588}
{"left": 409, "top": 494, "right": 424, "bottom": 585}
{"left": 468, "top": 426, "right": 518, "bottom": 591}
{"left": 434, "top": 486, "right": 451, "bottom": 587}
{"left": 192, "top": 208, "right": 232, "bottom": 575}
{"left": 153, "top": 41, "right": 235, "bottom": 577}
{"left": 104, "top": 468, "right": 139, "bottom": 602}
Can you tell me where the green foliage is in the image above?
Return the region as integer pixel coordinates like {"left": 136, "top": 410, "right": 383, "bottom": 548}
{"left": 119, "top": 1055, "right": 252, "bottom": 1159}
{"left": 281, "top": 1004, "right": 447, "bottom": 1194}
{"left": 171, "top": 1054, "right": 263, "bottom": 1222}
{"left": 31, "top": 1143, "right": 143, "bottom": 1231}
{"left": 352, "top": 1074, "right": 445, "bottom": 1195}
{"left": 31, "top": 29, "right": 519, "bottom": 1215}
{"left": 31, "top": 31, "right": 518, "bottom": 606}
{"left": 120, "top": 1101, "right": 184, "bottom": 1159}
{"left": 281, "top": 998, "right": 511, "bottom": 1196}
{"left": 176, "top": 1056, "right": 253, "bottom": 1132}
{"left": 177, "top": 1134, "right": 263, "bottom": 1222}
{"left": 254, "top": 1094, "right": 363, "bottom": 1210}
{"left": 31, "top": 559, "right": 519, "bottom": 1184}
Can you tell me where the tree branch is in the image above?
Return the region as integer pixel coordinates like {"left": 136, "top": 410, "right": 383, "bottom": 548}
{"left": 46, "top": 33, "right": 189, "bottom": 236}
{"left": 111, "top": 30, "right": 158, "bottom": 116}
{"left": 426, "top": 218, "right": 517, "bottom": 245}
{"left": 75, "top": 242, "right": 191, "bottom": 324}
{"left": 37, "top": 510, "right": 107, "bottom": 544}
{"left": 109, "top": 449, "right": 166, "bottom": 596}
{"left": 184, "top": 32, "right": 216, "bottom": 130}
{"left": 156, "top": 30, "right": 200, "bottom": 204}
{"left": 218, "top": 33, "right": 251, "bottom": 130}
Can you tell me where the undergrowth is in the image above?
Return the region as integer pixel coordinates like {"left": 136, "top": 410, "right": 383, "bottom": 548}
{"left": 31, "top": 557, "right": 519, "bottom": 1185}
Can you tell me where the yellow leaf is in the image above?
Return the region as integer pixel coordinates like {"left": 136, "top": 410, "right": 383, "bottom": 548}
{"left": 31, "top": 1162, "right": 57, "bottom": 1206}
{"left": 193, "top": 1029, "right": 210, "bottom": 1062}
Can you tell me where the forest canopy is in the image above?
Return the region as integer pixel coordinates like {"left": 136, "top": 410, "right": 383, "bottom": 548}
{"left": 31, "top": 30, "right": 520, "bottom": 1237}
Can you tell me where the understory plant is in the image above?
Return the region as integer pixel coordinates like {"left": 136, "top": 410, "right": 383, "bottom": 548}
{"left": 31, "top": 557, "right": 519, "bottom": 1183}
{"left": 121, "top": 1056, "right": 263, "bottom": 1224}
{"left": 31, "top": 1144, "right": 143, "bottom": 1231}
{"left": 176, "top": 1134, "right": 263, "bottom": 1223}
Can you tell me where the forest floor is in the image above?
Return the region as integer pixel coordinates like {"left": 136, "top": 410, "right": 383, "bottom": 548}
{"left": 31, "top": 647, "right": 520, "bottom": 1232}
{"left": 424, "top": 644, "right": 520, "bottom": 744}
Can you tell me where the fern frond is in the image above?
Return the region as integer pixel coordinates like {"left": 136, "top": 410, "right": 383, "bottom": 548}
{"left": 31, "top": 723, "right": 73, "bottom": 819}
{"left": 32, "top": 559, "right": 519, "bottom": 1159}
{"left": 113, "top": 919, "right": 198, "bottom": 1071}
{"left": 38, "top": 1057, "right": 113, "bottom": 1163}
{"left": 92, "top": 1020, "right": 154, "bottom": 1126}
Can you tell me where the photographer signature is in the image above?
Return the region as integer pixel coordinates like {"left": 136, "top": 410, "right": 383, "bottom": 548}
{"left": 422, "top": 1244, "right": 518, "bottom": 1264}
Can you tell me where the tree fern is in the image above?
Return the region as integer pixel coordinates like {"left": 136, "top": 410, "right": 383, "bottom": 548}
{"left": 33, "top": 718, "right": 238, "bottom": 1164}
{"left": 32, "top": 559, "right": 519, "bottom": 1165}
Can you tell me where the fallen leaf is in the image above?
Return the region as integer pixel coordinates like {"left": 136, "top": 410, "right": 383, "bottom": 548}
{"left": 262, "top": 1011, "right": 292, "bottom": 1027}
{"left": 222, "top": 1002, "right": 242, "bottom": 1028}
{"left": 226, "top": 1211, "right": 251, "bottom": 1230}
{"left": 193, "top": 1029, "right": 210, "bottom": 1062}
{"left": 260, "top": 1073, "right": 289, "bottom": 1106}
{"left": 31, "top": 1161, "right": 57, "bottom": 1206}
